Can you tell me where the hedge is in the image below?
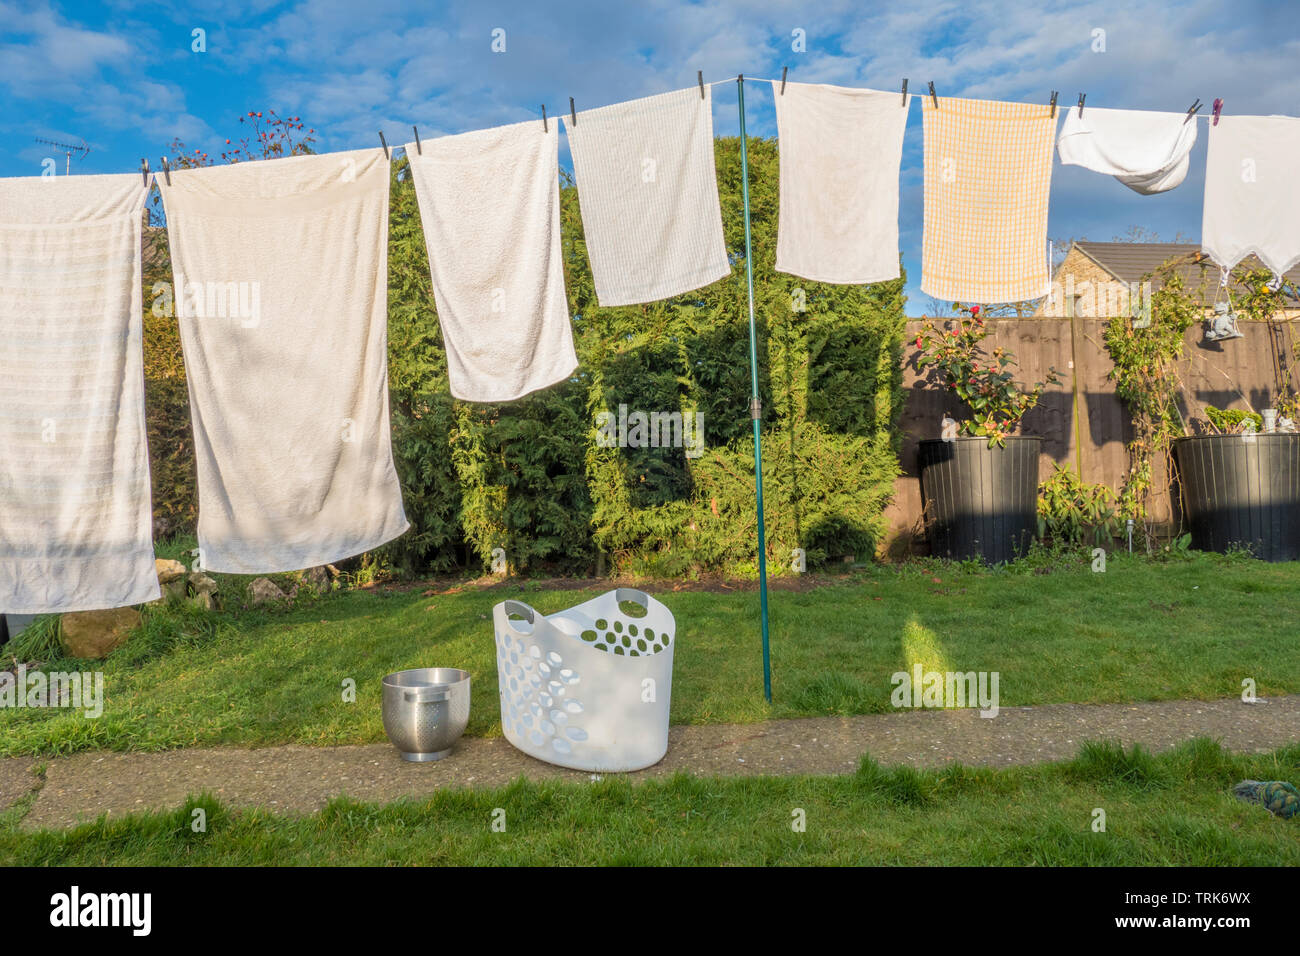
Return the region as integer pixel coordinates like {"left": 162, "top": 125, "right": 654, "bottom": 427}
{"left": 139, "top": 136, "right": 909, "bottom": 575}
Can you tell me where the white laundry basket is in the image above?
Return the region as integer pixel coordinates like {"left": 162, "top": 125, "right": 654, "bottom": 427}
{"left": 493, "top": 588, "right": 675, "bottom": 772}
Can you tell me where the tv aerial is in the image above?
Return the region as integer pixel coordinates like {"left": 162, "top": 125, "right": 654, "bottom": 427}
{"left": 34, "top": 136, "right": 91, "bottom": 176}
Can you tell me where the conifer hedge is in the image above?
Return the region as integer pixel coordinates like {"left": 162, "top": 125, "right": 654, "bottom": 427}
{"left": 142, "top": 136, "right": 909, "bottom": 575}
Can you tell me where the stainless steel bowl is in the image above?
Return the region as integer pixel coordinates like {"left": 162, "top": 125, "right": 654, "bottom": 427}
{"left": 381, "top": 667, "right": 471, "bottom": 761}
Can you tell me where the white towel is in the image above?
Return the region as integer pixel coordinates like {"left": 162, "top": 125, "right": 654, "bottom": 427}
{"left": 772, "top": 81, "right": 909, "bottom": 284}
{"left": 158, "top": 149, "right": 408, "bottom": 574}
{"left": 1057, "top": 106, "right": 1198, "bottom": 195}
{"left": 565, "top": 86, "right": 731, "bottom": 306}
{"left": 1202, "top": 115, "right": 1300, "bottom": 276}
{"left": 0, "top": 173, "right": 160, "bottom": 613}
{"left": 404, "top": 122, "right": 577, "bottom": 402}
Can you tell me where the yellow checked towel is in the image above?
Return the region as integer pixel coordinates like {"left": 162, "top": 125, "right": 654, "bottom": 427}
{"left": 921, "top": 96, "right": 1057, "bottom": 305}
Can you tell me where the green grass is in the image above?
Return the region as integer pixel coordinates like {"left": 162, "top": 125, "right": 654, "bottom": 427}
{"left": 3, "top": 547, "right": 1299, "bottom": 756}
{"left": 3, "top": 739, "right": 1296, "bottom": 865}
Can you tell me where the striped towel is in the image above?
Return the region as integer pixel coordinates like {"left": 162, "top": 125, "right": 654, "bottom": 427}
{"left": 565, "top": 86, "right": 731, "bottom": 306}
{"left": 0, "top": 173, "right": 160, "bottom": 613}
{"left": 921, "top": 96, "right": 1057, "bottom": 304}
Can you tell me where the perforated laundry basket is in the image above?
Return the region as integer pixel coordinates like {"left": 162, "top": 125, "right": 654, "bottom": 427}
{"left": 493, "top": 588, "right": 675, "bottom": 772}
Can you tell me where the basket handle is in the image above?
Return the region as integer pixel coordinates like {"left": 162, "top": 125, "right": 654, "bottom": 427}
{"left": 614, "top": 588, "right": 651, "bottom": 613}
{"left": 501, "top": 600, "right": 535, "bottom": 633}
{"left": 404, "top": 686, "right": 450, "bottom": 703}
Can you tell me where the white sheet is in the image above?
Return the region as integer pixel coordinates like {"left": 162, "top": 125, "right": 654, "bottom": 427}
{"left": 1202, "top": 114, "right": 1300, "bottom": 276}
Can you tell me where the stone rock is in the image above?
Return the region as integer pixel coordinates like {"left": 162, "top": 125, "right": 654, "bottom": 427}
{"left": 189, "top": 572, "right": 218, "bottom": 596}
{"left": 191, "top": 591, "right": 214, "bottom": 611}
{"left": 299, "top": 566, "right": 331, "bottom": 593}
{"left": 155, "top": 558, "right": 187, "bottom": 584}
{"left": 162, "top": 578, "right": 188, "bottom": 602}
{"left": 248, "top": 577, "right": 287, "bottom": 606}
{"left": 59, "top": 607, "right": 141, "bottom": 660}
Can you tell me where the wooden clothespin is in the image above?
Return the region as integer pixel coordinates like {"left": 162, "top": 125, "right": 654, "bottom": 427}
{"left": 541, "top": 105, "right": 548, "bottom": 132}
{"left": 140, "top": 157, "right": 150, "bottom": 188}
{"left": 901, "top": 78, "right": 908, "bottom": 106}
{"left": 1077, "top": 93, "right": 1086, "bottom": 117}
{"left": 1049, "top": 91, "right": 1058, "bottom": 118}
{"left": 928, "top": 81, "right": 938, "bottom": 108}
{"left": 569, "top": 97, "right": 576, "bottom": 126}
{"left": 378, "top": 132, "right": 389, "bottom": 159}
{"left": 159, "top": 156, "right": 171, "bottom": 186}
{"left": 780, "top": 66, "right": 788, "bottom": 95}
{"left": 412, "top": 125, "right": 422, "bottom": 155}
{"left": 1212, "top": 98, "right": 1224, "bottom": 126}
{"left": 698, "top": 70, "right": 706, "bottom": 98}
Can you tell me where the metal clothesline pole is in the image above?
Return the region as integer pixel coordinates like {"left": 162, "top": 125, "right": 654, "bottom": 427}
{"left": 736, "top": 73, "right": 773, "bottom": 704}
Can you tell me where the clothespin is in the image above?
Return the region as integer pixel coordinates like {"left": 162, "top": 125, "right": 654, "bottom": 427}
{"left": 378, "top": 132, "right": 389, "bottom": 159}
{"left": 699, "top": 70, "right": 706, "bottom": 98}
{"left": 901, "top": 78, "right": 908, "bottom": 106}
{"left": 569, "top": 97, "right": 576, "bottom": 126}
{"left": 541, "top": 105, "right": 548, "bottom": 133}
{"left": 1185, "top": 99, "right": 1202, "bottom": 123}
{"left": 928, "top": 81, "right": 938, "bottom": 108}
{"left": 140, "top": 157, "right": 150, "bottom": 188}
{"left": 159, "top": 156, "right": 171, "bottom": 186}
{"left": 1049, "top": 91, "right": 1058, "bottom": 118}
{"left": 412, "top": 125, "right": 422, "bottom": 155}
{"left": 1212, "top": 98, "right": 1223, "bottom": 126}
{"left": 780, "top": 66, "right": 788, "bottom": 95}
{"left": 1077, "top": 93, "right": 1086, "bottom": 117}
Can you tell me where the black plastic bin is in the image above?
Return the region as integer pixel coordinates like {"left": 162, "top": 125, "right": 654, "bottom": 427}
{"left": 1172, "top": 433, "right": 1300, "bottom": 562}
{"left": 917, "top": 436, "right": 1041, "bottom": 564}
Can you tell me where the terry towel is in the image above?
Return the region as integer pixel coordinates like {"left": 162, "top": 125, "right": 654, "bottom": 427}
{"left": 158, "top": 149, "right": 408, "bottom": 574}
{"left": 405, "top": 122, "right": 577, "bottom": 402}
{"left": 565, "top": 86, "right": 731, "bottom": 306}
{"left": 772, "top": 81, "right": 909, "bottom": 284}
{"left": 1057, "top": 106, "right": 1198, "bottom": 195}
{"left": 921, "top": 96, "right": 1057, "bottom": 304}
{"left": 1202, "top": 115, "right": 1300, "bottom": 276}
{"left": 0, "top": 173, "right": 160, "bottom": 613}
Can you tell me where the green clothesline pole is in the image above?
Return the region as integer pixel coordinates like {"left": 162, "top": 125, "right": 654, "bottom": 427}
{"left": 736, "top": 74, "right": 772, "bottom": 703}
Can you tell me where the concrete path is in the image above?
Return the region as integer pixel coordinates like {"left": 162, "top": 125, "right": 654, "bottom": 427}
{"left": 6, "top": 695, "right": 1298, "bottom": 830}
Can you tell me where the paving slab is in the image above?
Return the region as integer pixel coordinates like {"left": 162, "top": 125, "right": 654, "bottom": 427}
{"left": 16, "top": 695, "right": 1300, "bottom": 830}
{"left": 0, "top": 757, "right": 38, "bottom": 813}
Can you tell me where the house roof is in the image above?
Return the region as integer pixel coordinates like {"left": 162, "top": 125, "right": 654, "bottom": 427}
{"left": 1066, "top": 241, "right": 1300, "bottom": 306}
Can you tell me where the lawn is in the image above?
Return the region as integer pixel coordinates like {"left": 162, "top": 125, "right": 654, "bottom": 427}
{"left": 2, "top": 739, "right": 1297, "bottom": 865}
{"left": 3, "top": 546, "right": 1298, "bottom": 757}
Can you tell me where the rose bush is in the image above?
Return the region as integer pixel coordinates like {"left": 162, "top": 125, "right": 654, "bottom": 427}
{"left": 915, "top": 304, "right": 1058, "bottom": 446}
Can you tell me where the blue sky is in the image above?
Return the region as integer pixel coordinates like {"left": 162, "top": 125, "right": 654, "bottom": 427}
{"left": 2, "top": 0, "right": 1296, "bottom": 313}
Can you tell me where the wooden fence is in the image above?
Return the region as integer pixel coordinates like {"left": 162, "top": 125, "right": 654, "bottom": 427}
{"left": 882, "top": 317, "right": 1300, "bottom": 556}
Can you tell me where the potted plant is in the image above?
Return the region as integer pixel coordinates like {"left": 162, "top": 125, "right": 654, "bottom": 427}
{"left": 914, "top": 305, "right": 1059, "bottom": 563}
{"left": 1168, "top": 269, "right": 1300, "bottom": 562}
